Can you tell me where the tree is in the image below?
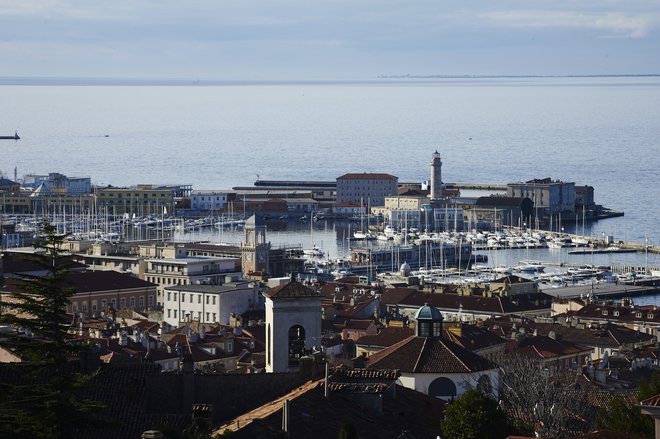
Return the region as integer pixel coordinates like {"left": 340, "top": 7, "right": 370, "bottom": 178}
{"left": 498, "top": 354, "right": 592, "bottom": 438}
{"left": 441, "top": 388, "right": 508, "bottom": 439}
{"left": 0, "top": 220, "right": 104, "bottom": 439}
{"left": 338, "top": 421, "right": 357, "bottom": 439}
{"left": 596, "top": 370, "right": 660, "bottom": 439}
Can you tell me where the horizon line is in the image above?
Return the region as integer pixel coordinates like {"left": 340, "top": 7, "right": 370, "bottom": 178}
{"left": 1, "top": 73, "right": 659, "bottom": 86}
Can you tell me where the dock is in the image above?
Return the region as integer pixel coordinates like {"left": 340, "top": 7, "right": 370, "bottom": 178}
{"left": 568, "top": 248, "right": 637, "bottom": 255}
{"left": 541, "top": 283, "right": 659, "bottom": 300}
{"left": 445, "top": 182, "right": 507, "bottom": 191}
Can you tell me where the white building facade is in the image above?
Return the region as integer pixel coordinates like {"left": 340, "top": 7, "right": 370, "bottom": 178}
{"left": 162, "top": 282, "right": 260, "bottom": 327}
{"left": 191, "top": 191, "right": 230, "bottom": 211}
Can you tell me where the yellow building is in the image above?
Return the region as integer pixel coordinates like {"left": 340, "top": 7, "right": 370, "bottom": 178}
{"left": 94, "top": 185, "right": 175, "bottom": 215}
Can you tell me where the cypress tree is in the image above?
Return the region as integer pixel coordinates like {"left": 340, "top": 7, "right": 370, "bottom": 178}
{"left": 0, "top": 220, "right": 104, "bottom": 438}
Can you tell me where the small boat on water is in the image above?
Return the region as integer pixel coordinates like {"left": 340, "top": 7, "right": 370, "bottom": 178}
{"left": 0, "top": 131, "right": 20, "bottom": 140}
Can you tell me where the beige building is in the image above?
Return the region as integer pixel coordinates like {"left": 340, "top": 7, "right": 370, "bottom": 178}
{"left": 336, "top": 173, "right": 398, "bottom": 206}
{"left": 141, "top": 245, "right": 241, "bottom": 307}
{"left": 384, "top": 195, "right": 428, "bottom": 211}
{"left": 507, "top": 178, "right": 575, "bottom": 217}
{"left": 94, "top": 185, "right": 175, "bottom": 215}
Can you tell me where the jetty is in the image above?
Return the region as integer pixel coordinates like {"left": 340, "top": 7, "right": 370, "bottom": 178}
{"left": 0, "top": 131, "right": 20, "bottom": 140}
{"left": 541, "top": 283, "right": 659, "bottom": 300}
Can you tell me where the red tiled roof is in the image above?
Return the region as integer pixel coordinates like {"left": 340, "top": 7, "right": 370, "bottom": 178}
{"left": 356, "top": 326, "right": 414, "bottom": 347}
{"left": 510, "top": 335, "right": 592, "bottom": 359}
{"left": 263, "top": 279, "right": 321, "bottom": 299}
{"left": 367, "top": 335, "right": 496, "bottom": 373}
{"left": 337, "top": 173, "right": 398, "bottom": 181}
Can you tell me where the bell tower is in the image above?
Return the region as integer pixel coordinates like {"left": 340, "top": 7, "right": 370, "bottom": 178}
{"left": 263, "top": 278, "right": 322, "bottom": 373}
{"left": 241, "top": 215, "right": 270, "bottom": 275}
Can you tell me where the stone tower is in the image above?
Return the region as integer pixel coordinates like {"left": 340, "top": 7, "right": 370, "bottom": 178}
{"left": 241, "top": 215, "right": 271, "bottom": 275}
{"left": 263, "top": 279, "right": 322, "bottom": 373}
{"left": 430, "top": 150, "right": 443, "bottom": 201}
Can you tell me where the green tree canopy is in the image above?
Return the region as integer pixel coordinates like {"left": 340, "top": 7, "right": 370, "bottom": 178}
{"left": 0, "top": 220, "right": 104, "bottom": 439}
{"left": 441, "top": 388, "right": 508, "bottom": 439}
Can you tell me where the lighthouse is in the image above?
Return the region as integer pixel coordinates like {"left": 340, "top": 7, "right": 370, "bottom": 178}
{"left": 430, "top": 150, "right": 443, "bottom": 201}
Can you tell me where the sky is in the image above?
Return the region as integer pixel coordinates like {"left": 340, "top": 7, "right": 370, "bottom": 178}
{"left": 1, "top": 0, "right": 659, "bottom": 79}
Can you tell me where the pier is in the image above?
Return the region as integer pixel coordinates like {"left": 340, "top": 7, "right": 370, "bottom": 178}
{"left": 446, "top": 182, "right": 507, "bottom": 191}
{"left": 541, "top": 283, "right": 659, "bottom": 300}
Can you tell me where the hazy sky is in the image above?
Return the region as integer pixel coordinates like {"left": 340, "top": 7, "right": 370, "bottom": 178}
{"left": 1, "top": 0, "right": 659, "bottom": 79}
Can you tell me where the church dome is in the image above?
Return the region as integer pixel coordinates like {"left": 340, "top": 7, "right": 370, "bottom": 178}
{"left": 399, "top": 261, "right": 411, "bottom": 276}
{"left": 415, "top": 303, "right": 443, "bottom": 322}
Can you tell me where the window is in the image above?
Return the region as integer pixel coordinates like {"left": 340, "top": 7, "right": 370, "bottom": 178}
{"left": 212, "top": 313, "right": 216, "bottom": 322}
{"left": 206, "top": 312, "right": 210, "bottom": 321}
{"left": 120, "top": 298, "right": 126, "bottom": 309}
{"left": 198, "top": 295, "right": 201, "bottom": 304}
{"left": 649, "top": 313, "right": 655, "bottom": 319}
{"left": 190, "top": 294, "right": 193, "bottom": 303}
{"left": 174, "top": 309, "right": 178, "bottom": 318}
{"left": 212, "top": 296, "right": 216, "bottom": 305}
{"left": 613, "top": 310, "right": 620, "bottom": 317}
{"left": 174, "top": 293, "right": 177, "bottom": 301}
{"left": 181, "top": 293, "right": 185, "bottom": 302}
{"left": 636, "top": 312, "right": 643, "bottom": 318}
{"left": 111, "top": 298, "right": 117, "bottom": 309}
{"left": 102, "top": 299, "right": 107, "bottom": 310}
{"left": 168, "top": 309, "right": 171, "bottom": 318}
{"left": 130, "top": 297, "right": 135, "bottom": 308}
{"left": 602, "top": 310, "right": 608, "bottom": 316}
{"left": 82, "top": 303, "right": 88, "bottom": 312}
{"left": 139, "top": 297, "right": 144, "bottom": 307}
{"left": 148, "top": 295, "right": 154, "bottom": 306}
{"left": 92, "top": 303, "right": 97, "bottom": 312}
{"left": 206, "top": 296, "right": 210, "bottom": 305}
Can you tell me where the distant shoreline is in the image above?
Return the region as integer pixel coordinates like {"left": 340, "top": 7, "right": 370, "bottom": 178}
{"left": 1, "top": 74, "right": 659, "bottom": 86}
{"left": 378, "top": 74, "right": 660, "bottom": 79}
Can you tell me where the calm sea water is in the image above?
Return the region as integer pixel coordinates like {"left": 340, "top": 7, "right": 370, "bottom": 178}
{"left": 1, "top": 77, "right": 660, "bottom": 247}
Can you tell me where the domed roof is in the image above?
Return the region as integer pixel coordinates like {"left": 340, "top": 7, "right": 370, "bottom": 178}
{"left": 399, "top": 261, "right": 411, "bottom": 273}
{"left": 414, "top": 303, "right": 444, "bottom": 322}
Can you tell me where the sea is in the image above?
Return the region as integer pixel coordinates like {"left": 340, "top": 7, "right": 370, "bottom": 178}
{"left": 1, "top": 77, "right": 660, "bottom": 282}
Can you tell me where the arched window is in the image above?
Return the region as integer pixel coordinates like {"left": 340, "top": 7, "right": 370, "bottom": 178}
{"left": 288, "top": 325, "right": 306, "bottom": 367}
{"left": 428, "top": 377, "right": 457, "bottom": 400}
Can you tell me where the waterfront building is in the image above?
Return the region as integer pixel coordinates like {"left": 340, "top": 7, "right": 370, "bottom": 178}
{"left": 507, "top": 178, "right": 575, "bottom": 217}
{"left": 263, "top": 278, "right": 322, "bottom": 373}
{"left": 351, "top": 240, "right": 472, "bottom": 271}
{"left": 0, "top": 190, "right": 94, "bottom": 215}
{"left": 575, "top": 185, "right": 596, "bottom": 210}
{"left": 23, "top": 172, "right": 92, "bottom": 194}
{"left": 162, "top": 281, "right": 260, "bottom": 327}
{"left": 0, "top": 178, "right": 19, "bottom": 194}
{"left": 336, "top": 173, "right": 398, "bottom": 206}
{"left": 384, "top": 195, "right": 428, "bottom": 211}
{"left": 190, "top": 190, "right": 230, "bottom": 211}
{"left": 94, "top": 185, "right": 176, "bottom": 215}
